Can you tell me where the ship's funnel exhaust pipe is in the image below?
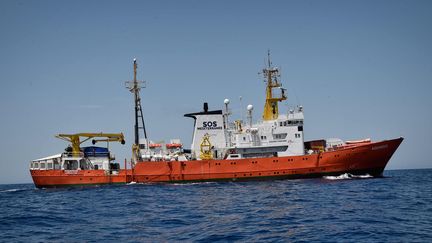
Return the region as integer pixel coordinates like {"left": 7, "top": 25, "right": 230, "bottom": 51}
{"left": 184, "top": 103, "right": 226, "bottom": 159}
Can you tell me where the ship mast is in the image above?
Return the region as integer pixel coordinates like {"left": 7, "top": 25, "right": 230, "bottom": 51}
{"left": 125, "top": 58, "right": 148, "bottom": 161}
{"left": 262, "top": 51, "right": 287, "bottom": 121}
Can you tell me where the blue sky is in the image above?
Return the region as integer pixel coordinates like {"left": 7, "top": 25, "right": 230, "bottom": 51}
{"left": 0, "top": 0, "right": 431, "bottom": 184}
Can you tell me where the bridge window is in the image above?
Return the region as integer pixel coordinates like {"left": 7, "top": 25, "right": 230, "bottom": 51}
{"left": 274, "top": 133, "right": 287, "bottom": 139}
{"left": 54, "top": 160, "right": 60, "bottom": 170}
{"left": 65, "top": 160, "right": 78, "bottom": 170}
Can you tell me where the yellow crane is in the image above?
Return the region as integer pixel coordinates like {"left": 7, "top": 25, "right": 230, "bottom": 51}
{"left": 56, "top": 133, "right": 126, "bottom": 156}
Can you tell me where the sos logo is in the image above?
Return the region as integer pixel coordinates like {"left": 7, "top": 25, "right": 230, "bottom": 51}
{"left": 202, "top": 121, "right": 218, "bottom": 128}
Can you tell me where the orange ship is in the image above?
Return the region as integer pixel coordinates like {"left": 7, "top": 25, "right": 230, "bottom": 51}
{"left": 30, "top": 55, "right": 403, "bottom": 188}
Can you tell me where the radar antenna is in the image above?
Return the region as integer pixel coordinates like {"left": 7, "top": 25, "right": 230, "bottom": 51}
{"left": 262, "top": 51, "right": 287, "bottom": 121}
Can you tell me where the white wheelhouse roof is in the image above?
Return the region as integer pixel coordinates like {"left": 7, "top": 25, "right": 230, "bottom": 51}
{"left": 32, "top": 154, "right": 62, "bottom": 162}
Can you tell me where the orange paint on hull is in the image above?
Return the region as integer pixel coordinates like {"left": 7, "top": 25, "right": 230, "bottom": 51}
{"left": 31, "top": 138, "right": 403, "bottom": 188}
{"left": 31, "top": 169, "right": 132, "bottom": 188}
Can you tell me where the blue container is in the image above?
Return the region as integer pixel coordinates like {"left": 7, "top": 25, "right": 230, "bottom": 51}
{"left": 83, "top": 146, "right": 109, "bottom": 157}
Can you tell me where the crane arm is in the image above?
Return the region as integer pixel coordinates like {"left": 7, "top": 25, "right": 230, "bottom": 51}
{"left": 56, "top": 133, "right": 125, "bottom": 155}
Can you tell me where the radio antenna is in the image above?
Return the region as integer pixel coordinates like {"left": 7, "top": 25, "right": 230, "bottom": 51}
{"left": 125, "top": 58, "right": 149, "bottom": 160}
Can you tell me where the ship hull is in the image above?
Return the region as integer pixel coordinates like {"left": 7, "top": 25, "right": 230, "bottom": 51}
{"left": 30, "top": 137, "right": 403, "bottom": 188}
{"left": 30, "top": 169, "right": 132, "bottom": 188}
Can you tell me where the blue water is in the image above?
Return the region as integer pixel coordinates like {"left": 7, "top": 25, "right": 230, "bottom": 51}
{"left": 1, "top": 169, "right": 431, "bottom": 242}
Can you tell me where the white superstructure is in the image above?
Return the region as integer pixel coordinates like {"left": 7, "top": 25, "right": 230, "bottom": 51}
{"left": 185, "top": 102, "right": 305, "bottom": 160}
{"left": 183, "top": 52, "right": 306, "bottom": 160}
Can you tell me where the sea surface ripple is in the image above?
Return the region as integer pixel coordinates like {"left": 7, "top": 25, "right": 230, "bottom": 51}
{"left": 1, "top": 169, "right": 431, "bottom": 242}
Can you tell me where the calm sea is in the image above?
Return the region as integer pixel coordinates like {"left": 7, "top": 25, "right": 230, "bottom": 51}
{"left": 1, "top": 169, "right": 431, "bottom": 242}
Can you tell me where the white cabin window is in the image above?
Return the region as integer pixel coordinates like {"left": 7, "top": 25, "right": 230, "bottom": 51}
{"left": 54, "top": 160, "right": 60, "bottom": 169}
{"left": 228, "top": 154, "right": 241, "bottom": 159}
{"left": 47, "top": 163, "right": 53, "bottom": 169}
{"left": 274, "top": 133, "right": 287, "bottom": 139}
{"left": 34, "top": 163, "right": 39, "bottom": 169}
{"left": 65, "top": 160, "right": 78, "bottom": 170}
{"left": 40, "top": 163, "right": 46, "bottom": 169}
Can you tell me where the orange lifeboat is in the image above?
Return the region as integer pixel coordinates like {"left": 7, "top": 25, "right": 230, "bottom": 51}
{"left": 166, "top": 143, "right": 182, "bottom": 149}
{"left": 149, "top": 143, "right": 162, "bottom": 148}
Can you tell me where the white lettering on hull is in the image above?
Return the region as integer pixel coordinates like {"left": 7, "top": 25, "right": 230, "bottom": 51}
{"left": 64, "top": 170, "right": 79, "bottom": 175}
